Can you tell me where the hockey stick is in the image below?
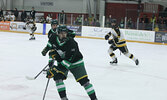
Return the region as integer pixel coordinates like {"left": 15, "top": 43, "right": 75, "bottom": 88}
{"left": 26, "top": 64, "right": 49, "bottom": 80}
{"left": 42, "top": 78, "right": 50, "bottom": 100}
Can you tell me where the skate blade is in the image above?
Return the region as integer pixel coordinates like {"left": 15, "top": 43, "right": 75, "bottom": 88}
{"left": 110, "top": 62, "right": 117, "bottom": 66}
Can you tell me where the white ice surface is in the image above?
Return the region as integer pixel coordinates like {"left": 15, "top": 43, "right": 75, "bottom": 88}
{"left": 0, "top": 32, "right": 167, "bottom": 100}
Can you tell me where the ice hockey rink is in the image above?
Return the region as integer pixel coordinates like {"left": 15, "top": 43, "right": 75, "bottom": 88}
{"left": 0, "top": 31, "right": 167, "bottom": 100}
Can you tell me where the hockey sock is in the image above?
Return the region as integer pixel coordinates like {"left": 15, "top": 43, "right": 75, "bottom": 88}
{"left": 110, "top": 53, "right": 116, "bottom": 61}
{"left": 124, "top": 53, "right": 137, "bottom": 61}
{"left": 55, "top": 79, "right": 67, "bottom": 99}
{"left": 83, "top": 82, "right": 97, "bottom": 100}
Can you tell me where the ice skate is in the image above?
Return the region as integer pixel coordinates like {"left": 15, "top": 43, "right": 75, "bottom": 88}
{"left": 61, "top": 97, "right": 68, "bottom": 100}
{"left": 32, "top": 37, "right": 35, "bottom": 40}
{"left": 29, "top": 37, "right": 35, "bottom": 40}
{"left": 110, "top": 58, "right": 118, "bottom": 65}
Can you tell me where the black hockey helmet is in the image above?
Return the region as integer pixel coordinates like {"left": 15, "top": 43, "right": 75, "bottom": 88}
{"left": 58, "top": 25, "right": 68, "bottom": 34}
{"left": 57, "top": 25, "right": 68, "bottom": 42}
{"left": 51, "top": 19, "right": 58, "bottom": 25}
{"left": 111, "top": 19, "right": 118, "bottom": 28}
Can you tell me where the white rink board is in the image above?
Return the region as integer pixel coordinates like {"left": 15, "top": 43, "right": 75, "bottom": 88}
{"left": 10, "top": 22, "right": 27, "bottom": 32}
{"left": 81, "top": 26, "right": 155, "bottom": 42}
{"left": 35, "top": 23, "right": 43, "bottom": 33}
{"left": 46, "top": 24, "right": 51, "bottom": 34}
{"left": 9, "top": 22, "right": 156, "bottom": 42}
{"left": 10, "top": 22, "right": 43, "bottom": 34}
{"left": 82, "top": 26, "right": 111, "bottom": 38}
{"left": 122, "top": 29, "right": 155, "bottom": 42}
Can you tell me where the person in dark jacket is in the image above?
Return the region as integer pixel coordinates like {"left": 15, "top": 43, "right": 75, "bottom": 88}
{"left": 13, "top": 8, "right": 18, "bottom": 20}
{"left": 21, "top": 9, "right": 27, "bottom": 22}
{"left": 30, "top": 7, "right": 36, "bottom": 21}
{"left": 0, "top": 8, "right": 3, "bottom": 17}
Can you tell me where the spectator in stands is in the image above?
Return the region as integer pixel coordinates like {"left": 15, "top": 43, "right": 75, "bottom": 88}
{"left": 119, "top": 18, "right": 124, "bottom": 28}
{"left": 30, "top": 7, "right": 36, "bottom": 21}
{"left": 109, "top": 15, "right": 113, "bottom": 22}
{"left": 154, "top": 24, "right": 159, "bottom": 32}
{"left": 127, "top": 18, "right": 133, "bottom": 29}
{"left": 21, "top": 9, "right": 27, "bottom": 22}
{"left": 0, "top": 8, "right": 3, "bottom": 17}
{"left": 105, "top": 18, "right": 111, "bottom": 27}
{"left": 157, "top": 16, "right": 163, "bottom": 24}
{"left": 10, "top": 13, "right": 15, "bottom": 21}
{"left": 0, "top": 16, "right": 3, "bottom": 22}
{"left": 83, "top": 18, "right": 89, "bottom": 26}
{"left": 150, "top": 14, "right": 156, "bottom": 24}
{"left": 39, "top": 16, "right": 46, "bottom": 23}
{"left": 4, "top": 12, "right": 10, "bottom": 21}
{"left": 140, "top": 14, "right": 149, "bottom": 23}
{"left": 164, "top": 17, "right": 167, "bottom": 27}
{"left": 13, "top": 8, "right": 18, "bottom": 20}
{"left": 46, "top": 14, "right": 52, "bottom": 23}
{"left": 164, "top": 7, "right": 167, "bottom": 12}
{"left": 76, "top": 15, "right": 82, "bottom": 25}
{"left": 95, "top": 19, "right": 100, "bottom": 27}
{"left": 59, "top": 10, "right": 66, "bottom": 24}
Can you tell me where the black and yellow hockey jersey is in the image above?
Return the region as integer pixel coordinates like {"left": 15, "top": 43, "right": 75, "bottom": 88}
{"left": 105, "top": 25, "right": 126, "bottom": 47}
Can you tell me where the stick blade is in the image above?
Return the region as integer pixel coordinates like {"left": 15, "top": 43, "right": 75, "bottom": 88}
{"left": 25, "top": 76, "right": 35, "bottom": 80}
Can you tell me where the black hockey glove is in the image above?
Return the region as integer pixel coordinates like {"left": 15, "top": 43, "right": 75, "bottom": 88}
{"left": 23, "top": 27, "right": 26, "bottom": 30}
{"left": 105, "top": 32, "right": 111, "bottom": 40}
{"left": 48, "top": 60, "right": 54, "bottom": 68}
{"left": 46, "top": 66, "right": 57, "bottom": 78}
{"left": 105, "top": 35, "right": 109, "bottom": 40}
{"left": 41, "top": 47, "right": 49, "bottom": 56}
{"left": 108, "top": 39, "right": 114, "bottom": 44}
{"left": 110, "top": 45, "right": 117, "bottom": 51}
{"left": 49, "top": 50, "right": 62, "bottom": 62}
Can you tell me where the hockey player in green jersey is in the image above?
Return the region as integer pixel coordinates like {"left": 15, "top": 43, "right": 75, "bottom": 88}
{"left": 48, "top": 19, "right": 59, "bottom": 39}
{"left": 42, "top": 27, "right": 98, "bottom": 100}
{"left": 42, "top": 20, "right": 75, "bottom": 68}
{"left": 105, "top": 19, "right": 139, "bottom": 65}
{"left": 48, "top": 19, "right": 75, "bottom": 39}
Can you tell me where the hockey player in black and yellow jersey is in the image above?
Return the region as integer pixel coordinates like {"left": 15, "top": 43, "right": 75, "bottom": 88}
{"left": 23, "top": 21, "right": 37, "bottom": 40}
{"left": 41, "top": 26, "right": 98, "bottom": 100}
{"left": 105, "top": 19, "right": 139, "bottom": 65}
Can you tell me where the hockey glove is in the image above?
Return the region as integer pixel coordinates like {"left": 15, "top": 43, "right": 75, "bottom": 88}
{"left": 105, "top": 35, "right": 109, "bottom": 40}
{"left": 48, "top": 60, "right": 54, "bottom": 68}
{"left": 41, "top": 47, "right": 49, "bottom": 56}
{"left": 49, "top": 50, "right": 62, "bottom": 62}
{"left": 23, "top": 27, "right": 26, "bottom": 30}
{"left": 108, "top": 39, "right": 114, "bottom": 44}
{"left": 46, "top": 66, "right": 57, "bottom": 78}
{"left": 105, "top": 32, "right": 111, "bottom": 40}
{"left": 110, "top": 45, "right": 117, "bottom": 51}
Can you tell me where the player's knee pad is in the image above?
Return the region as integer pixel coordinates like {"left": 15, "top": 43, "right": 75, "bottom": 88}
{"left": 78, "top": 77, "right": 90, "bottom": 86}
